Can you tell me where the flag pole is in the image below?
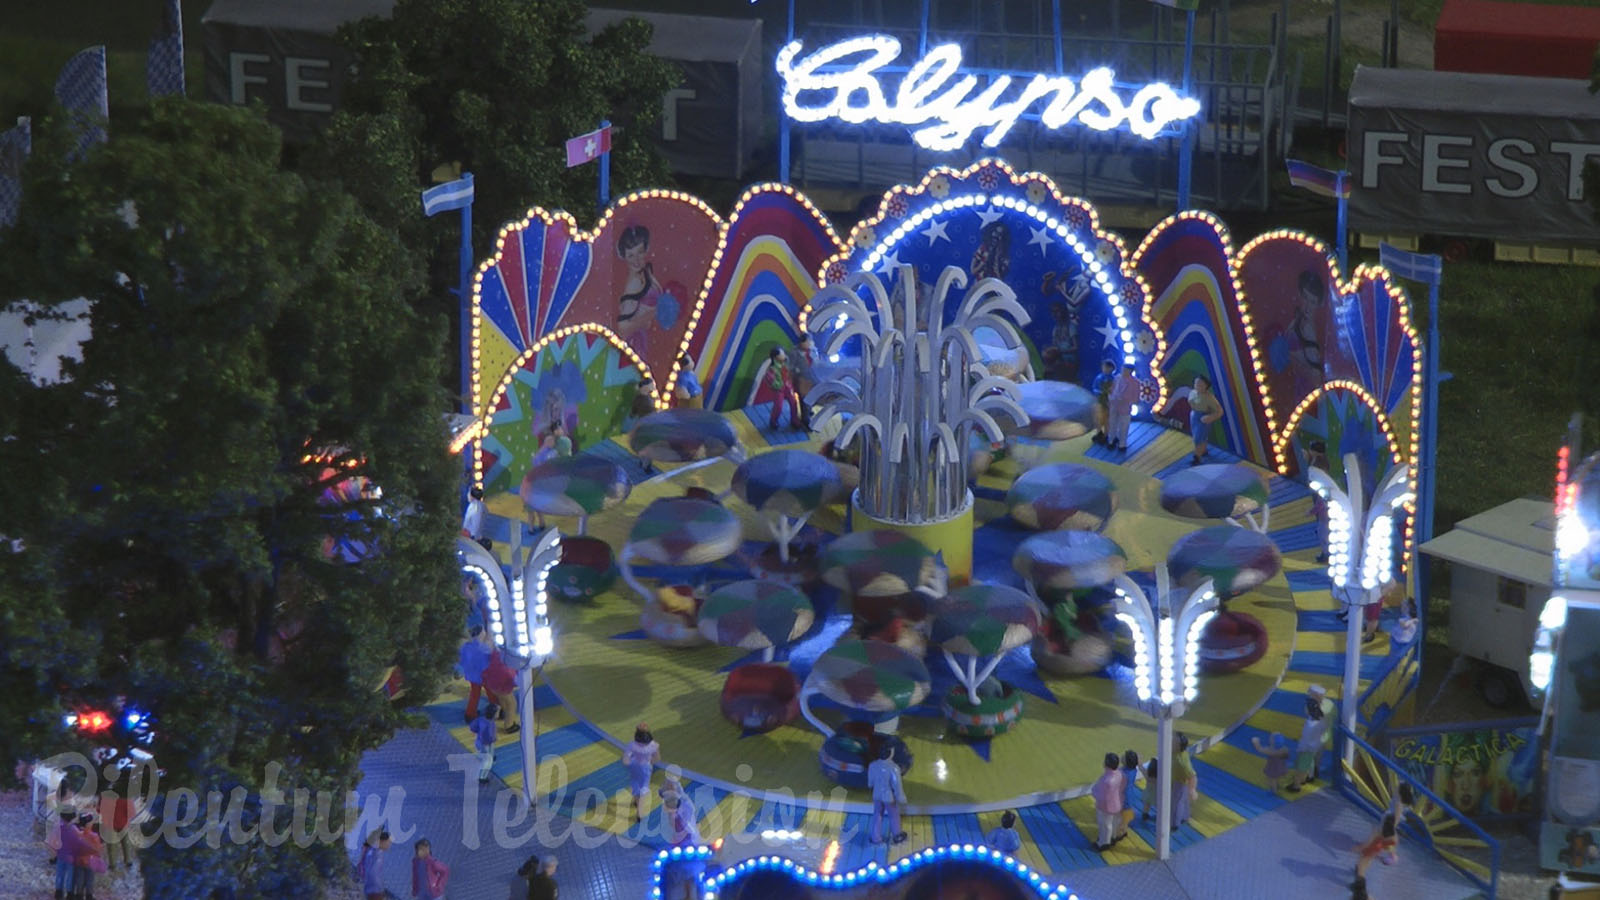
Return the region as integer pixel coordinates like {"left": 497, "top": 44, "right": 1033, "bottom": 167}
{"left": 1335, "top": 170, "right": 1348, "bottom": 274}
{"left": 457, "top": 172, "right": 474, "bottom": 416}
{"left": 1176, "top": 6, "right": 1196, "bottom": 210}
{"left": 597, "top": 119, "right": 611, "bottom": 217}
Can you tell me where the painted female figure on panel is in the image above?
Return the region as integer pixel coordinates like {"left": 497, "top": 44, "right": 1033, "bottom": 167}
{"left": 617, "top": 225, "right": 668, "bottom": 357}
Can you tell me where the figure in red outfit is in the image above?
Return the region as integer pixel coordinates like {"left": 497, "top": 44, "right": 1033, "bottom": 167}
{"left": 767, "top": 347, "right": 810, "bottom": 432}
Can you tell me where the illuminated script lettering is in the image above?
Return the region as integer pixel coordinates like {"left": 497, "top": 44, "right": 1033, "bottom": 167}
{"left": 776, "top": 36, "right": 1203, "bottom": 152}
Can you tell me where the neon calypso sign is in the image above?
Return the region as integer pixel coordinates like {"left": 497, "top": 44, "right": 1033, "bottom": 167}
{"left": 777, "top": 36, "right": 1202, "bottom": 152}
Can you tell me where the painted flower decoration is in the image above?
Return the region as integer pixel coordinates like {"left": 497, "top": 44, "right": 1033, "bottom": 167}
{"left": 853, "top": 226, "right": 877, "bottom": 248}
{"left": 1065, "top": 204, "right": 1090, "bottom": 230}
{"left": 1026, "top": 181, "right": 1049, "bottom": 205}
{"left": 1095, "top": 240, "right": 1117, "bottom": 267}
{"left": 977, "top": 166, "right": 1003, "bottom": 190}
{"left": 1120, "top": 281, "right": 1144, "bottom": 308}
{"left": 928, "top": 175, "right": 951, "bottom": 198}
{"left": 824, "top": 260, "right": 849, "bottom": 285}
{"left": 885, "top": 194, "right": 910, "bottom": 218}
{"left": 1136, "top": 328, "right": 1157, "bottom": 355}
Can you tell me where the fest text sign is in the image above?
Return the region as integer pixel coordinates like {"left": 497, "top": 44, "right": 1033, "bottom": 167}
{"left": 776, "top": 36, "right": 1202, "bottom": 152}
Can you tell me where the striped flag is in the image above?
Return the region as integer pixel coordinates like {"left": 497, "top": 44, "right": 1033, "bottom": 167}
{"left": 147, "top": 0, "right": 186, "bottom": 98}
{"left": 1285, "top": 158, "right": 1350, "bottom": 199}
{"left": 421, "top": 174, "right": 474, "bottom": 217}
{"left": 1378, "top": 243, "right": 1443, "bottom": 286}
{"left": 0, "top": 118, "right": 31, "bottom": 229}
{"left": 55, "top": 46, "right": 108, "bottom": 161}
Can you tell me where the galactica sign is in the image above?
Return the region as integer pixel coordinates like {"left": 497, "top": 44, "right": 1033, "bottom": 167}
{"left": 775, "top": 35, "right": 1203, "bottom": 152}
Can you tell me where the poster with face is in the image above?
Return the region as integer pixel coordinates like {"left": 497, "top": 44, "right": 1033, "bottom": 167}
{"left": 558, "top": 198, "right": 721, "bottom": 383}
{"left": 1235, "top": 237, "right": 1342, "bottom": 413}
{"left": 1387, "top": 724, "right": 1540, "bottom": 818}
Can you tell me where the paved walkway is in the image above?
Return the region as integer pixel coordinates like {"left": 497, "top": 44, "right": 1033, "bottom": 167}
{"left": 354, "top": 721, "right": 1482, "bottom": 900}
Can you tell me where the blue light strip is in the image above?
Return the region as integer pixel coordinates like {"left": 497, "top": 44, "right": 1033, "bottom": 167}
{"left": 648, "top": 843, "right": 1090, "bottom": 900}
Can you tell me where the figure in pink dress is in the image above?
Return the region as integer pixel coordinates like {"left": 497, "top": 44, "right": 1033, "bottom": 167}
{"left": 766, "top": 347, "right": 809, "bottom": 432}
{"left": 1106, "top": 362, "right": 1141, "bottom": 453}
{"left": 617, "top": 226, "right": 664, "bottom": 355}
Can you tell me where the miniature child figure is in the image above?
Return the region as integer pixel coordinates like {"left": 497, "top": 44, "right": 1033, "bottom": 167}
{"left": 867, "top": 745, "right": 908, "bottom": 845}
{"left": 674, "top": 354, "right": 703, "bottom": 408}
{"left": 632, "top": 378, "right": 657, "bottom": 420}
{"left": 1188, "top": 375, "right": 1223, "bottom": 465}
{"left": 461, "top": 487, "right": 486, "bottom": 542}
{"left": 1090, "top": 360, "right": 1115, "bottom": 445}
{"left": 1118, "top": 750, "right": 1141, "bottom": 839}
{"left": 665, "top": 792, "right": 702, "bottom": 847}
{"left": 1106, "top": 362, "right": 1140, "bottom": 453}
{"left": 471, "top": 703, "right": 500, "bottom": 784}
{"left": 1092, "top": 752, "right": 1126, "bottom": 852}
{"left": 1288, "top": 685, "right": 1333, "bottom": 791}
{"left": 985, "top": 811, "right": 1023, "bottom": 853}
{"left": 766, "top": 347, "right": 810, "bottom": 432}
{"left": 1141, "top": 757, "right": 1159, "bottom": 821}
{"left": 793, "top": 336, "right": 818, "bottom": 399}
{"left": 1171, "top": 733, "right": 1196, "bottom": 828}
{"left": 458, "top": 626, "right": 500, "bottom": 722}
{"left": 411, "top": 838, "right": 450, "bottom": 900}
{"left": 1251, "top": 733, "right": 1292, "bottom": 792}
{"left": 1354, "top": 813, "right": 1399, "bottom": 878}
{"left": 624, "top": 724, "right": 661, "bottom": 821}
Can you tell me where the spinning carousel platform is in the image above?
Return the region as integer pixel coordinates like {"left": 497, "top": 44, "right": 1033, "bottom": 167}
{"left": 441, "top": 408, "right": 1410, "bottom": 875}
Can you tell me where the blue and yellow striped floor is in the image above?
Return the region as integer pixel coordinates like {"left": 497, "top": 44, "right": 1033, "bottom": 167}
{"left": 447, "top": 408, "right": 1403, "bottom": 874}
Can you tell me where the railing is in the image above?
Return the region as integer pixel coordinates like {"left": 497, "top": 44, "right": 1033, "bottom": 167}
{"left": 1356, "top": 638, "right": 1420, "bottom": 735}
{"left": 1335, "top": 725, "right": 1501, "bottom": 899}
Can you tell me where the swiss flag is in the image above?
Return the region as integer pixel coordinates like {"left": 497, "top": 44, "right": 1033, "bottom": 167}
{"left": 565, "top": 125, "right": 612, "bottom": 168}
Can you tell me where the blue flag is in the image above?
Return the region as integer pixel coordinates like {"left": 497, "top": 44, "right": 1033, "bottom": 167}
{"left": 55, "top": 46, "right": 108, "bottom": 161}
{"left": 422, "top": 174, "right": 475, "bottom": 217}
{"left": 1378, "top": 243, "right": 1443, "bottom": 286}
{"left": 147, "top": 0, "right": 186, "bottom": 98}
{"left": 0, "top": 118, "right": 31, "bottom": 228}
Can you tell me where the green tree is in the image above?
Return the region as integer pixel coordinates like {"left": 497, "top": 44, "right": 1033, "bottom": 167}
{"left": 0, "top": 99, "right": 461, "bottom": 899}
{"left": 311, "top": 0, "right": 680, "bottom": 268}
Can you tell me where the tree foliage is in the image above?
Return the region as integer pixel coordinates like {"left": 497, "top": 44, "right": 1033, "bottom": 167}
{"left": 312, "top": 0, "right": 681, "bottom": 259}
{"left": 0, "top": 100, "right": 461, "bottom": 899}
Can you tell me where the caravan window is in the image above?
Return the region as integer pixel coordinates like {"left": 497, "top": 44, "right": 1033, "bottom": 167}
{"left": 1496, "top": 577, "right": 1527, "bottom": 609}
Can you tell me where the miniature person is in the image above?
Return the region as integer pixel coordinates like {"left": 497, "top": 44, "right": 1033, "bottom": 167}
{"left": 866, "top": 745, "right": 908, "bottom": 845}
{"left": 793, "top": 336, "right": 818, "bottom": 397}
{"left": 518, "top": 854, "right": 559, "bottom": 900}
{"left": 766, "top": 347, "right": 809, "bottom": 432}
{"left": 631, "top": 378, "right": 657, "bottom": 422}
{"left": 1092, "top": 752, "right": 1126, "bottom": 851}
{"left": 1288, "top": 685, "right": 1333, "bottom": 791}
{"left": 55, "top": 809, "right": 86, "bottom": 900}
{"left": 984, "top": 811, "right": 1023, "bottom": 853}
{"left": 471, "top": 703, "right": 500, "bottom": 784}
{"left": 458, "top": 626, "right": 499, "bottom": 722}
{"left": 1354, "top": 813, "right": 1399, "bottom": 878}
{"left": 99, "top": 771, "right": 138, "bottom": 873}
{"left": 624, "top": 724, "right": 661, "bottom": 821}
{"left": 1251, "top": 733, "right": 1292, "bottom": 792}
{"left": 355, "top": 830, "right": 391, "bottom": 900}
{"left": 1141, "top": 757, "right": 1159, "bottom": 821}
{"left": 1118, "top": 750, "right": 1141, "bottom": 839}
{"left": 74, "top": 813, "right": 103, "bottom": 900}
{"left": 1305, "top": 440, "right": 1331, "bottom": 562}
{"left": 665, "top": 792, "right": 702, "bottom": 847}
{"left": 1391, "top": 598, "right": 1420, "bottom": 645}
{"left": 1188, "top": 375, "right": 1223, "bottom": 465}
{"left": 674, "top": 354, "right": 703, "bottom": 408}
{"left": 1090, "top": 360, "right": 1115, "bottom": 445}
{"left": 461, "top": 487, "right": 486, "bottom": 542}
{"left": 1171, "top": 733, "right": 1196, "bottom": 828}
{"left": 482, "top": 648, "right": 520, "bottom": 735}
{"left": 411, "top": 838, "right": 449, "bottom": 900}
{"left": 1107, "top": 362, "right": 1140, "bottom": 453}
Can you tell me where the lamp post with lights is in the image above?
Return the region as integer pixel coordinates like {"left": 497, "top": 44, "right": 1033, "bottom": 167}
{"left": 1307, "top": 453, "right": 1413, "bottom": 765}
{"left": 1110, "top": 564, "right": 1218, "bottom": 861}
{"left": 458, "top": 529, "right": 560, "bottom": 810}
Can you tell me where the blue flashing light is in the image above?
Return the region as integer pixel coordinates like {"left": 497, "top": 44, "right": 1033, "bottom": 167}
{"left": 648, "top": 843, "right": 1091, "bottom": 900}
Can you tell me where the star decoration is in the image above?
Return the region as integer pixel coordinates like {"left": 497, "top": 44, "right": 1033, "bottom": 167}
{"left": 1029, "top": 226, "right": 1051, "bottom": 254}
{"left": 1096, "top": 320, "right": 1120, "bottom": 349}
{"left": 876, "top": 249, "right": 903, "bottom": 275}
{"left": 921, "top": 219, "right": 951, "bottom": 246}
{"left": 976, "top": 206, "right": 1004, "bottom": 228}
